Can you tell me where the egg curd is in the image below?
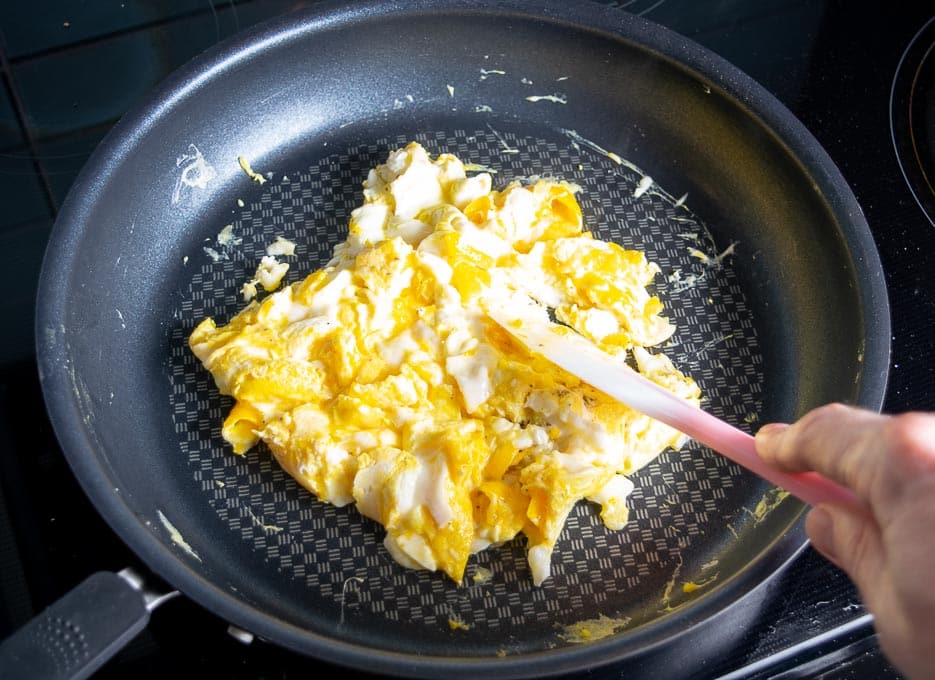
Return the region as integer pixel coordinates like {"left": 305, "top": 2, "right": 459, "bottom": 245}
{"left": 189, "top": 142, "right": 700, "bottom": 585}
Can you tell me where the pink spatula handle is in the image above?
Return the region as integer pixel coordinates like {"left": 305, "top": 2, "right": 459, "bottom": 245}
{"left": 489, "top": 309, "right": 861, "bottom": 508}
{"left": 645, "top": 389, "right": 860, "bottom": 508}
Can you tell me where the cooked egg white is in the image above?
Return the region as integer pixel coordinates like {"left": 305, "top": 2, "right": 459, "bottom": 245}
{"left": 190, "top": 142, "right": 700, "bottom": 585}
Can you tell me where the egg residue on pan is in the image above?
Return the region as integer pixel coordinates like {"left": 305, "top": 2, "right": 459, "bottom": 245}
{"left": 189, "top": 142, "right": 700, "bottom": 585}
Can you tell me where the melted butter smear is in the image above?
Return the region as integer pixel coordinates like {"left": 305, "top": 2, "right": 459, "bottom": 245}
{"left": 559, "top": 613, "right": 632, "bottom": 643}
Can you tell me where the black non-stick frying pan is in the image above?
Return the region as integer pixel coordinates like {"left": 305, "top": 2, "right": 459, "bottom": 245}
{"left": 9, "top": 1, "right": 889, "bottom": 678}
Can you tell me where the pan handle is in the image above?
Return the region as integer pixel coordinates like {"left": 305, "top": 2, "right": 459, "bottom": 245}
{"left": 0, "top": 569, "right": 177, "bottom": 680}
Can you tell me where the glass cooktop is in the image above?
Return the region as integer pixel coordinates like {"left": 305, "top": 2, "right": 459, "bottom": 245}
{"left": 1, "top": 2, "right": 931, "bottom": 678}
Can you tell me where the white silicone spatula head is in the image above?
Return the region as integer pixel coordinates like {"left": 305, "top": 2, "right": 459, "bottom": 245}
{"left": 487, "top": 304, "right": 860, "bottom": 508}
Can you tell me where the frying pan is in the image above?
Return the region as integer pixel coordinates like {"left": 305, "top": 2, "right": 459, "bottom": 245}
{"left": 11, "top": 0, "right": 889, "bottom": 677}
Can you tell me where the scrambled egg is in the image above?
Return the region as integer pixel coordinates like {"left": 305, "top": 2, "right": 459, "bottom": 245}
{"left": 190, "top": 142, "right": 699, "bottom": 585}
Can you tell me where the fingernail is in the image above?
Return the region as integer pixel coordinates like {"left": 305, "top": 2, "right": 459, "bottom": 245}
{"left": 754, "top": 423, "right": 790, "bottom": 460}
{"left": 756, "top": 422, "right": 790, "bottom": 439}
{"left": 806, "top": 506, "right": 838, "bottom": 564}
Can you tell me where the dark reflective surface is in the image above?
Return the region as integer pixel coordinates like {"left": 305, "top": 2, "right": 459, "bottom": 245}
{"left": 892, "top": 16, "right": 935, "bottom": 228}
{"left": 1, "top": 2, "right": 931, "bottom": 677}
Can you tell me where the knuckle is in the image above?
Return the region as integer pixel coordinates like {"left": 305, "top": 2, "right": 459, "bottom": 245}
{"left": 816, "top": 402, "right": 851, "bottom": 420}
{"left": 799, "top": 402, "right": 849, "bottom": 433}
{"left": 885, "top": 412, "right": 935, "bottom": 475}
{"left": 791, "top": 402, "right": 849, "bottom": 452}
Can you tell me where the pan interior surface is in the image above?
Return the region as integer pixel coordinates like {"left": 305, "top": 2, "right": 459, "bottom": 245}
{"left": 36, "top": 2, "right": 887, "bottom": 676}
{"left": 168, "top": 124, "right": 776, "bottom": 654}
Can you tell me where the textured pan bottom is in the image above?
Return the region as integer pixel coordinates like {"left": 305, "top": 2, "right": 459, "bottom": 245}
{"left": 167, "top": 125, "right": 768, "bottom": 651}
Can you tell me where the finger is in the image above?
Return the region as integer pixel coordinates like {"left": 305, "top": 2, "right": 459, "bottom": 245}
{"left": 755, "top": 404, "right": 893, "bottom": 502}
{"left": 758, "top": 406, "right": 935, "bottom": 511}
{"left": 806, "top": 503, "right": 885, "bottom": 611}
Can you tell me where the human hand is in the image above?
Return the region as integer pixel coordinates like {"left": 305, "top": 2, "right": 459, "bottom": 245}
{"left": 755, "top": 404, "right": 935, "bottom": 680}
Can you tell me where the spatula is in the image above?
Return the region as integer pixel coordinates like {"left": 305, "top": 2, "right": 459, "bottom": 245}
{"left": 487, "top": 306, "right": 860, "bottom": 508}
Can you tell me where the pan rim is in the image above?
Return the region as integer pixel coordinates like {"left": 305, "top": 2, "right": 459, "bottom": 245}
{"left": 34, "top": 0, "right": 889, "bottom": 676}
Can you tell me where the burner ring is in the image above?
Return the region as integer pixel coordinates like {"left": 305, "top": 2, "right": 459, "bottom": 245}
{"left": 891, "top": 16, "right": 935, "bottom": 228}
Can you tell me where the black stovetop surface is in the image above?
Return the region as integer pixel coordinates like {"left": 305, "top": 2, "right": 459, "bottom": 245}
{"left": 1, "top": 2, "right": 931, "bottom": 678}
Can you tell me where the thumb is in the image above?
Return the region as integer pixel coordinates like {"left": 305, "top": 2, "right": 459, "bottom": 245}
{"left": 806, "top": 504, "right": 884, "bottom": 601}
